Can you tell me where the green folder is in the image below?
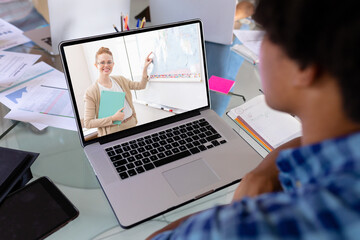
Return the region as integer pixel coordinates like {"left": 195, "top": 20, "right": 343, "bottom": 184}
{"left": 98, "top": 90, "right": 126, "bottom": 125}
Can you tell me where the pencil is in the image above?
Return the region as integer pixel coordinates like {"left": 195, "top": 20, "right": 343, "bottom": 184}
{"left": 113, "top": 24, "right": 119, "bottom": 32}
{"left": 140, "top": 17, "right": 146, "bottom": 28}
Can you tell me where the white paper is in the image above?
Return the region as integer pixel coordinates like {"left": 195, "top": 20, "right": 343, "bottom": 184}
{"left": 0, "top": 61, "right": 67, "bottom": 109}
{"left": 0, "top": 33, "right": 30, "bottom": 50}
{"left": 5, "top": 86, "right": 76, "bottom": 131}
{"left": 0, "top": 18, "right": 23, "bottom": 40}
{"left": 0, "top": 18, "right": 30, "bottom": 50}
{"left": 233, "top": 30, "right": 265, "bottom": 57}
{"left": 0, "top": 51, "right": 40, "bottom": 86}
{"left": 228, "top": 95, "right": 302, "bottom": 148}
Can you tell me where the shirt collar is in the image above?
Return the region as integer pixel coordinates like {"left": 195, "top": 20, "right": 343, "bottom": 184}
{"left": 276, "top": 131, "right": 360, "bottom": 191}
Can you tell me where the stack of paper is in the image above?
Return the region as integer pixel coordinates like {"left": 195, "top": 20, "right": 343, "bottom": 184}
{"left": 227, "top": 95, "right": 302, "bottom": 152}
{"left": 232, "top": 30, "right": 265, "bottom": 65}
{"left": 0, "top": 18, "right": 30, "bottom": 50}
{"left": 0, "top": 62, "right": 76, "bottom": 131}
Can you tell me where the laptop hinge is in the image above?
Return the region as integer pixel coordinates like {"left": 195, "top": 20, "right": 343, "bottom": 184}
{"left": 99, "top": 109, "right": 201, "bottom": 145}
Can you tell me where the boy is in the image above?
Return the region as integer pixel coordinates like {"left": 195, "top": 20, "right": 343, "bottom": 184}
{"left": 148, "top": 0, "right": 360, "bottom": 239}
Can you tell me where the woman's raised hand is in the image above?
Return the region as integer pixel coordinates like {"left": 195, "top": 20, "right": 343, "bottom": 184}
{"left": 144, "top": 52, "right": 153, "bottom": 69}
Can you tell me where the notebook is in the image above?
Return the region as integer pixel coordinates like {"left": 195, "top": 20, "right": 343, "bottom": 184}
{"left": 98, "top": 91, "right": 125, "bottom": 125}
{"left": 59, "top": 19, "right": 262, "bottom": 228}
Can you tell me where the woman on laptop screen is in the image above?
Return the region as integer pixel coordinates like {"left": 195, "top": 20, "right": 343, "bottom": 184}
{"left": 84, "top": 47, "right": 153, "bottom": 137}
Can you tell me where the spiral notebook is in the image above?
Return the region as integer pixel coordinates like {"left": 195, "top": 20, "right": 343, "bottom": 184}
{"left": 227, "top": 95, "right": 302, "bottom": 152}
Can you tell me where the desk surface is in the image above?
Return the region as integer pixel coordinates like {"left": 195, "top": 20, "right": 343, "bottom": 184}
{"left": 0, "top": 2, "right": 267, "bottom": 239}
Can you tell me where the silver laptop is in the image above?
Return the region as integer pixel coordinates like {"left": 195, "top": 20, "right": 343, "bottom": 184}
{"left": 59, "top": 20, "right": 262, "bottom": 228}
{"left": 150, "top": 0, "right": 236, "bottom": 45}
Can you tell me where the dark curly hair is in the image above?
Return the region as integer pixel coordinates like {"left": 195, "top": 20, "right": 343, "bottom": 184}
{"left": 253, "top": 0, "right": 360, "bottom": 122}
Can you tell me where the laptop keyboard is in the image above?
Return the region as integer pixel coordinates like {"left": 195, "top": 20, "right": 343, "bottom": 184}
{"left": 104, "top": 118, "right": 227, "bottom": 180}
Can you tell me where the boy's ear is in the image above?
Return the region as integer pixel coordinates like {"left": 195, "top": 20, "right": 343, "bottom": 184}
{"left": 293, "top": 64, "right": 320, "bottom": 87}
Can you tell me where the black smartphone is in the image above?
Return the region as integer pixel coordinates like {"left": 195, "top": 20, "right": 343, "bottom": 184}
{"left": 0, "top": 176, "right": 79, "bottom": 240}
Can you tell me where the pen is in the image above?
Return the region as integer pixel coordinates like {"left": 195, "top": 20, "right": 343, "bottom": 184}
{"left": 113, "top": 24, "right": 119, "bottom": 32}
{"left": 136, "top": 19, "right": 140, "bottom": 28}
{"left": 120, "top": 13, "right": 123, "bottom": 31}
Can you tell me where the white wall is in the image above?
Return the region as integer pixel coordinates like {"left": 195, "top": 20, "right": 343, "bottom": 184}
{"left": 64, "top": 45, "right": 92, "bottom": 119}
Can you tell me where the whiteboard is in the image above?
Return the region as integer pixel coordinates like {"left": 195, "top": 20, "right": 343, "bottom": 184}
{"left": 124, "top": 23, "right": 208, "bottom": 111}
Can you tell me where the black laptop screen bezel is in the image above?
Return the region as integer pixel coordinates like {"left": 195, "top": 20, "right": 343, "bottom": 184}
{"left": 59, "top": 19, "right": 210, "bottom": 147}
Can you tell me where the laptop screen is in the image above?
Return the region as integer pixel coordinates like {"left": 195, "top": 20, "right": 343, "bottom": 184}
{"left": 60, "top": 20, "right": 209, "bottom": 144}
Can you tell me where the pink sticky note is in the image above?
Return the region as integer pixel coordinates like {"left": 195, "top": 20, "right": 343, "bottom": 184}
{"left": 208, "top": 75, "right": 235, "bottom": 94}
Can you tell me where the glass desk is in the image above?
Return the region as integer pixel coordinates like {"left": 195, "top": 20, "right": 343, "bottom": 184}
{"left": 0, "top": 2, "right": 267, "bottom": 239}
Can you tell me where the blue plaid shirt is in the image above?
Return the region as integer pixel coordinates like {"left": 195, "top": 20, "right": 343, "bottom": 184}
{"left": 152, "top": 132, "right": 360, "bottom": 240}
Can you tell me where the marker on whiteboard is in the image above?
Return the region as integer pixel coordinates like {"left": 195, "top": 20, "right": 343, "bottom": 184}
{"left": 161, "top": 107, "right": 173, "bottom": 113}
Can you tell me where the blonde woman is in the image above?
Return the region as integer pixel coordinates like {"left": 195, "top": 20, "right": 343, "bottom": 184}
{"left": 84, "top": 47, "right": 152, "bottom": 137}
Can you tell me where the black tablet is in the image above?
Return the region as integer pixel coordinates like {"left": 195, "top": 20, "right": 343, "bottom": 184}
{"left": 0, "top": 176, "right": 79, "bottom": 240}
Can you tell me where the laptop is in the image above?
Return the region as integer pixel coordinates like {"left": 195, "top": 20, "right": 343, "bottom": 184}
{"left": 149, "top": 0, "right": 236, "bottom": 45}
{"left": 59, "top": 20, "right": 262, "bottom": 228}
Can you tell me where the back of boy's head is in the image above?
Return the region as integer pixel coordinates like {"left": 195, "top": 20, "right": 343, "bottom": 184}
{"left": 254, "top": 0, "right": 360, "bottom": 123}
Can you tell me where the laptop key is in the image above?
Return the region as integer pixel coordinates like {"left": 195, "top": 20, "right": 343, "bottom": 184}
{"left": 115, "top": 149, "right": 123, "bottom": 154}
{"left": 136, "top": 166, "right": 145, "bottom": 174}
{"left": 142, "top": 158, "right": 151, "bottom": 164}
{"left": 113, "top": 159, "right": 127, "bottom": 166}
{"left": 165, "top": 150, "right": 173, "bottom": 156}
{"left": 152, "top": 142, "right": 160, "bottom": 148}
{"left": 130, "top": 150, "right": 138, "bottom": 155}
{"left": 157, "top": 152, "right": 166, "bottom": 159}
{"left": 122, "top": 152, "right": 130, "bottom": 158}
{"left": 138, "top": 147, "right": 146, "bottom": 153}
{"left": 144, "top": 163, "right": 155, "bottom": 170}
{"left": 199, "top": 139, "right": 207, "bottom": 144}
{"left": 212, "top": 140, "right": 220, "bottom": 146}
{"left": 199, "top": 145, "right": 207, "bottom": 151}
{"left": 116, "top": 165, "right": 127, "bottom": 173}
{"left": 179, "top": 146, "right": 186, "bottom": 151}
{"left": 135, "top": 154, "right": 143, "bottom": 160}
{"left": 220, "top": 140, "right": 227, "bottom": 144}
{"left": 190, "top": 147, "right": 200, "bottom": 154}
{"left": 150, "top": 149, "right": 158, "bottom": 155}
{"left": 130, "top": 144, "right": 138, "bottom": 149}
{"left": 105, "top": 147, "right": 113, "bottom": 152}
{"left": 126, "top": 163, "right": 135, "bottom": 169}
{"left": 150, "top": 155, "right": 158, "bottom": 161}
{"left": 153, "top": 150, "right": 191, "bottom": 167}
{"left": 107, "top": 151, "right": 116, "bottom": 157}
{"left": 143, "top": 152, "right": 151, "bottom": 157}
{"left": 123, "top": 146, "right": 131, "bottom": 151}
{"left": 172, "top": 148, "right": 180, "bottom": 154}
{"left": 206, "top": 134, "right": 222, "bottom": 142}
{"left": 127, "top": 156, "right": 136, "bottom": 162}
{"left": 110, "top": 155, "right": 122, "bottom": 161}
{"left": 186, "top": 143, "right": 194, "bottom": 149}
{"left": 119, "top": 172, "right": 128, "bottom": 179}
{"left": 134, "top": 160, "right": 143, "bottom": 166}
{"left": 128, "top": 169, "right": 137, "bottom": 176}
{"left": 158, "top": 147, "right": 165, "bottom": 152}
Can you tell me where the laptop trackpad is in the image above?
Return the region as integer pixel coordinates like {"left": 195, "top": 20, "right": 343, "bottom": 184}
{"left": 163, "top": 159, "right": 220, "bottom": 197}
